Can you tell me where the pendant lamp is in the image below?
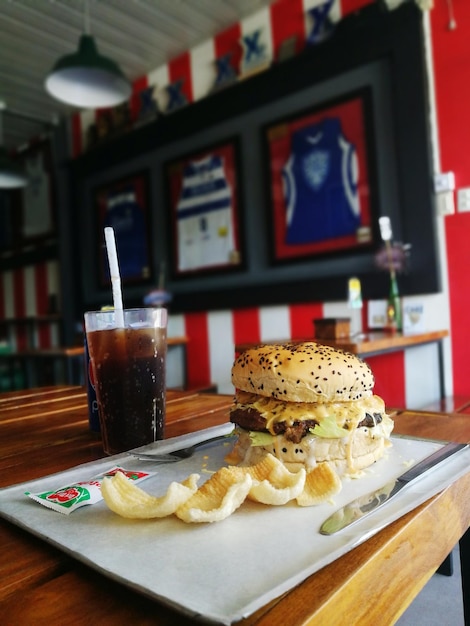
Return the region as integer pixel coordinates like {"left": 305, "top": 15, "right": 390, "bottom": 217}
{"left": 44, "top": 1, "right": 131, "bottom": 109}
{"left": 0, "top": 104, "right": 28, "bottom": 189}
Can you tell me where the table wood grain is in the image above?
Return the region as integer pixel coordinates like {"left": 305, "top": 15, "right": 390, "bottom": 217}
{"left": 0, "top": 386, "right": 468, "bottom": 625}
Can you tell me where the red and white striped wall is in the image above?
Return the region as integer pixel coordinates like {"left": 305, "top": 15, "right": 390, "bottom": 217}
{"left": 168, "top": 299, "right": 444, "bottom": 411}
{"left": 0, "top": 261, "right": 60, "bottom": 351}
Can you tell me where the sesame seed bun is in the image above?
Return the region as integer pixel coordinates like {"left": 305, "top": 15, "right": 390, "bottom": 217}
{"left": 231, "top": 342, "right": 374, "bottom": 404}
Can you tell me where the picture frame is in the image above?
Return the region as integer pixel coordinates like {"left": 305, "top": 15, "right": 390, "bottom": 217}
{"left": 264, "top": 88, "right": 378, "bottom": 264}
{"left": 164, "top": 137, "right": 245, "bottom": 278}
{"left": 13, "top": 138, "right": 57, "bottom": 244}
{"left": 93, "top": 171, "right": 153, "bottom": 287}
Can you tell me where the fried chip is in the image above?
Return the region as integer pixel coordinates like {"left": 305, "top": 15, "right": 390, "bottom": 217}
{"left": 243, "top": 453, "right": 307, "bottom": 505}
{"left": 296, "top": 462, "right": 342, "bottom": 506}
{"left": 101, "top": 453, "right": 345, "bottom": 524}
{"left": 101, "top": 470, "right": 199, "bottom": 519}
{"left": 175, "top": 466, "right": 252, "bottom": 523}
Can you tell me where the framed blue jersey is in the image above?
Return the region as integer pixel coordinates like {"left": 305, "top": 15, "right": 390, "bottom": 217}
{"left": 94, "top": 172, "right": 153, "bottom": 287}
{"left": 264, "top": 88, "right": 377, "bottom": 264}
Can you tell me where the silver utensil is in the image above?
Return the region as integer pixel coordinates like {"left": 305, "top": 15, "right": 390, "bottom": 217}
{"left": 131, "top": 433, "right": 234, "bottom": 463}
{"left": 320, "top": 441, "right": 468, "bottom": 535}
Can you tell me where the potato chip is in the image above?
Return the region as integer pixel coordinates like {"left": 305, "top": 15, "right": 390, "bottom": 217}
{"left": 102, "top": 470, "right": 199, "bottom": 519}
{"left": 176, "top": 466, "right": 252, "bottom": 523}
{"left": 296, "top": 463, "right": 342, "bottom": 506}
{"left": 101, "top": 452, "right": 345, "bottom": 524}
{"left": 244, "top": 454, "right": 306, "bottom": 505}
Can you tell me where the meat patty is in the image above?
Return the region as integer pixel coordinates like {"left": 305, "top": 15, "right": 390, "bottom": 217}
{"left": 230, "top": 407, "right": 383, "bottom": 444}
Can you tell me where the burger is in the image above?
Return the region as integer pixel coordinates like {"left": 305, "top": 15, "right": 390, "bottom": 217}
{"left": 229, "top": 342, "right": 394, "bottom": 474}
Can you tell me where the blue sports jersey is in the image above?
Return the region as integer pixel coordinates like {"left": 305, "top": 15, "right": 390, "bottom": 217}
{"left": 282, "top": 117, "right": 360, "bottom": 245}
{"left": 104, "top": 188, "right": 148, "bottom": 279}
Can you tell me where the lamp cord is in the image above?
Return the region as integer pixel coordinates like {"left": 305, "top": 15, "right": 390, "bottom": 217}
{"left": 84, "top": 0, "right": 90, "bottom": 34}
{"left": 0, "top": 102, "right": 5, "bottom": 145}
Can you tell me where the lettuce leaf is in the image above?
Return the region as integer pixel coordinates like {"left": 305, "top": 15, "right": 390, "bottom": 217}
{"left": 247, "top": 415, "right": 349, "bottom": 447}
{"left": 249, "top": 431, "right": 275, "bottom": 447}
{"left": 310, "top": 415, "right": 349, "bottom": 438}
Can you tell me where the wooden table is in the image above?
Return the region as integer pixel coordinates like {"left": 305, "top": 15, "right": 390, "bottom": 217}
{"left": 0, "top": 386, "right": 469, "bottom": 625}
{"left": 235, "top": 330, "right": 449, "bottom": 399}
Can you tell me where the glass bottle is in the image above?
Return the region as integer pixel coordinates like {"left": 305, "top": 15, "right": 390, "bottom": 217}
{"left": 386, "top": 274, "right": 402, "bottom": 332}
{"left": 348, "top": 277, "right": 363, "bottom": 337}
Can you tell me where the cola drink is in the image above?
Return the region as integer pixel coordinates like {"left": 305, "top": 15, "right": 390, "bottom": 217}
{"left": 84, "top": 308, "right": 167, "bottom": 455}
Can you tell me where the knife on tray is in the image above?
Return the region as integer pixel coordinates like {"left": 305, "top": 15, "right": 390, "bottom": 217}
{"left": 320, "top": 441, "right": 468, "bottom": 535}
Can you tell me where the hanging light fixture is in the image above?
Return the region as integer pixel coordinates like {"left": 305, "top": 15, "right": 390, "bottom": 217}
{"left": 44, "top": 0, "right": 131, "bottom": 109}
{"left": 0, "top": 102, "right": 28, "bottom": 189}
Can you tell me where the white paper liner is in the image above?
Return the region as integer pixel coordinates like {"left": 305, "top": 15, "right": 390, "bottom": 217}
{"left": 1, "top": 426, "right": 469, "bottom": 625}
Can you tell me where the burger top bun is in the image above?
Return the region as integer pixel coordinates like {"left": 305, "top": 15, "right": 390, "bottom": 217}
{"left": 231, "top": 342, "right": 374, "bottom": 404}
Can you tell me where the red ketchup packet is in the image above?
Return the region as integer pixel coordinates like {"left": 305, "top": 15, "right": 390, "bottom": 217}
{"left": 25, "top": 467, "right": 155, "bottom": 515}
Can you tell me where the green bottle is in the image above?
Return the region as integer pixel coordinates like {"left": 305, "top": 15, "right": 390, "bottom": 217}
{"left": 386, "top": 274, "right": 402, "bottom": 331}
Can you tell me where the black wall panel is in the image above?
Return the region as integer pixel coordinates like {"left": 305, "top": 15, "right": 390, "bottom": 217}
{"left": 70, "top": 3, "right": 440, "bottom": 313}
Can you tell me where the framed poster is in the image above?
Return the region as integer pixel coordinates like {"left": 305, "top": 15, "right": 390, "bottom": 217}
{"left": 264, "top": 88, "right": 378, "bottom": 264}
{"left": 15, "top": 138, "right": 56, "bottom": 243}
{"left": 94, "top": 171, "right": 153, "bottom": 287}
{"left": 165, "top": 137, "right": 244, "bottom": 278}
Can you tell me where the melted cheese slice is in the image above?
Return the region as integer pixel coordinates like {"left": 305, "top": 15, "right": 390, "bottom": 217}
{"left": 234, "top": 391, "right": 386, "bottom": 436}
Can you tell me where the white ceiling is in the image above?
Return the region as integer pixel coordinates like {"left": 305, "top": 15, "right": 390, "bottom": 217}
{"left": 0, "top": 0, "right": 274, "bottom": 152}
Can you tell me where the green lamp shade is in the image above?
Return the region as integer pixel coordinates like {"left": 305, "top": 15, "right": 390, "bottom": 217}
{"left": 0, "top": 148, "right": 28, "bottom": 189}
{"left": 45, "top": 34, "right": 132, "bottom": 109}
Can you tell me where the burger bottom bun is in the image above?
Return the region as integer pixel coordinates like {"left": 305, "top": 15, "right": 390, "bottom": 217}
{"left": 230, "top": 428, "right": 390, "bottom": 475}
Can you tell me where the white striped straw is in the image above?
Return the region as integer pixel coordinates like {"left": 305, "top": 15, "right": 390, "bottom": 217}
{"left": 104, "top": 227, "right": 125, "bottom": 328}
